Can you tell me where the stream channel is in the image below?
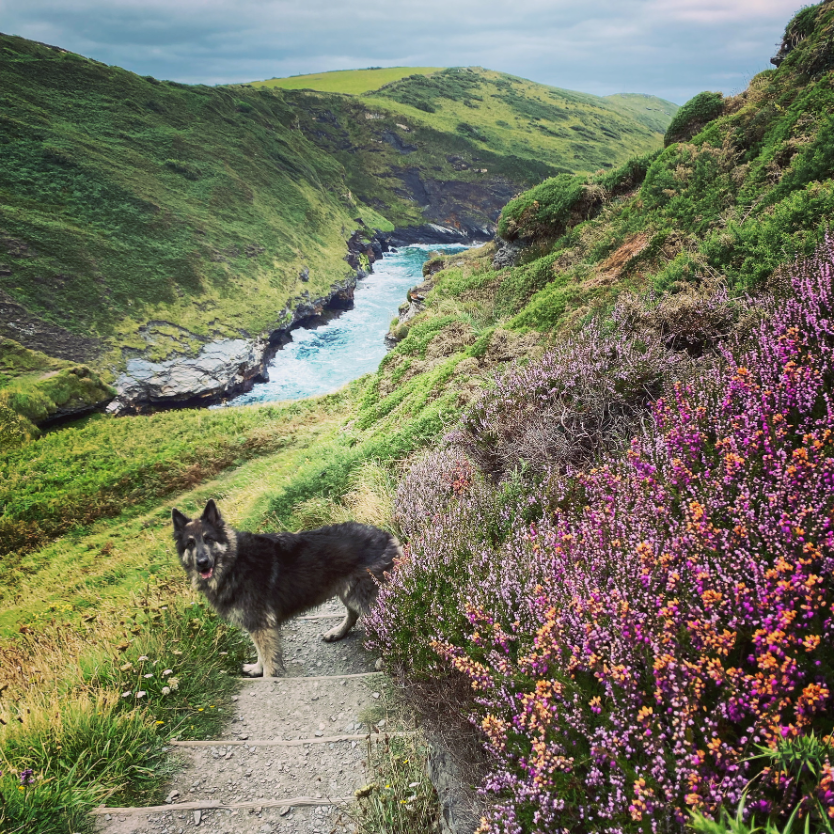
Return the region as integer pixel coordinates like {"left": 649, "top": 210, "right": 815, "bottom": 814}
{"left": 223, "top": 244, "right": 467, "bottom": 405}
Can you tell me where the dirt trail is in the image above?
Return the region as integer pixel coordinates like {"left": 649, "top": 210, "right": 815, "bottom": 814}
{"left": 95, "top": 600, "right": 390, "bottom": 834}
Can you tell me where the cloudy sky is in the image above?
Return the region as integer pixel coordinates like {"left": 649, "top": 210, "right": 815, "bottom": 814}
{"left": 1, "top": 0, "right": 804, "bottom": 103}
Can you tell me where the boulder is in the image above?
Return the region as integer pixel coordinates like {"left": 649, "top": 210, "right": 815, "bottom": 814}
{"left": 491, "top": 237, "right": 523, "bottom": 269}
{"left": 109, "top": 338, "right": 269, "bottom": 413}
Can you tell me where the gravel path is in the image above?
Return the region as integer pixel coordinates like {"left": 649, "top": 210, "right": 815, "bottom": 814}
{"left": 95, "top": 600, "right": 389, "bottom": 834}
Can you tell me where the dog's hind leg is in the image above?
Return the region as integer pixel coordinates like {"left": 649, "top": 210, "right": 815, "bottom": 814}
{"left": 323, "top": 575, "right": 376, "bottom": 642}
{"left": 322, "top": 604, "right": 359, "bottom": 642}
{"left": 242, "top": 628, "right": 285, "bottom": 677}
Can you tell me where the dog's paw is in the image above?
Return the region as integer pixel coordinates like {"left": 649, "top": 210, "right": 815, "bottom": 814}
{"left": 240, "top": 662, "right": 263, "bottom": 678}
{"left": 322, "top": 627, "right": 346, "bottom": 643}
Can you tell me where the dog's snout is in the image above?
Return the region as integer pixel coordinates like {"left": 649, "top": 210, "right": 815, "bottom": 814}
{"left": 196, "top": 553, "right": 211, "bottom": 570}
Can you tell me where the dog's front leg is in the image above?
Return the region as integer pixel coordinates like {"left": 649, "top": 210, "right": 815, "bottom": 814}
{"left": 243, "top": 628, "right": 285, "bottom": 678}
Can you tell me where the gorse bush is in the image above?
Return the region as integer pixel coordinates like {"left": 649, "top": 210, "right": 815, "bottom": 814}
{"left": 367, "top": 239, "right": 834, "bottom": 832}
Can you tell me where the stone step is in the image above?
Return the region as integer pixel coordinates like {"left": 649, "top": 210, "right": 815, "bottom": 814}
{"left": 91, "top": 796, "right": 351, "bottom": 815}
{"left": 95, "top": 802, "right": 355, "bottom": 834}
{"left": 163, "top": 739, "right": 369, "bottom": 805}
{"left": 277, "top": 617, "right": 376, "bottom": 677}
{"left": 94, "top": 599, "right": 384, "bottom": 834}
{"left": 173, "top": 731, "right": 411, "bottom": 748}
{"left": 235, "top": 671, "right": 381, "bottom": 683}
{"left": 221, "top": 675, "right": 388, "bottom": 741}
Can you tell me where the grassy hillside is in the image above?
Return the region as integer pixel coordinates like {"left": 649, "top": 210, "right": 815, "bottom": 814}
{"left": 363, "top": 68, "right": 675, "bottom": 172}
{"left": 0, "top": 38, "right": 674, "bottom": 399}
{"left": 254, "top": 66, "right": 678, "bottom": 174}
{"left": 251, "top": 67, "right": 678, "bottom": 191}
{"left": 0, "top": 34, "right": 363, "bottom": 372}
{"left": 254, "top": 66, "right": 444, "bottom": 94}
{"left": 605, "top": 92, "right": 680, "bottom": 134}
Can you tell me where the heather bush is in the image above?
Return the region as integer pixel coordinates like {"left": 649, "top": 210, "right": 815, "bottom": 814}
{"left": 612, "top": 280, "right": 752, "bottom": 358}
{"left": 393, "top": 448, "right": 474, "bottom": 539}
{"left": 456, "top": 318, "right": 684, "bottom": 481}
{"left": 368, "top": 239, "right": 834, "bottom": 832}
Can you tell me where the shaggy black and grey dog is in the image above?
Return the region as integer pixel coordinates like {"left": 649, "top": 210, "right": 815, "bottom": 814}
{"left": 171, "top": 499, "right": 400, "bottom": 677}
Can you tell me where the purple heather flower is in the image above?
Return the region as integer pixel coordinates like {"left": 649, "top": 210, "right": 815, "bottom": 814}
{"left": 365, "top": 239, "right": 834, "bottom": 832}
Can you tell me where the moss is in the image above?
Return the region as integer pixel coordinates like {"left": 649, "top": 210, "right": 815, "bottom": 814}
{"left": 0, "top": 366, "right": 114, "bottom": 426}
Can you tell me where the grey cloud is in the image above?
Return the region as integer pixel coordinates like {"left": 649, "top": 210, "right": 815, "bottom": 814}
{"left": 0, "top": 0, "right": 801, "bottom": 102}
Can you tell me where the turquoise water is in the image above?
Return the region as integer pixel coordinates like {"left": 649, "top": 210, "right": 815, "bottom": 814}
{"left": 226, "top": 244, "right": 467, "bottom": 405}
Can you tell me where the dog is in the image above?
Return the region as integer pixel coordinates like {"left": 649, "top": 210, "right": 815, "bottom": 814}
{"left": 171, "top": 499, "right": 400, "bottom": 677}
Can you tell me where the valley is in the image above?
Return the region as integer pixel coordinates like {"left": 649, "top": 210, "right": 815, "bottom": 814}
{"left": 0, "top": 35, "right": 675, "bottom": 433}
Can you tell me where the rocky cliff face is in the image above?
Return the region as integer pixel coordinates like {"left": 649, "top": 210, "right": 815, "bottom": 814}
{"left": 386, "top": 168, "right": 516, "bottom": 244}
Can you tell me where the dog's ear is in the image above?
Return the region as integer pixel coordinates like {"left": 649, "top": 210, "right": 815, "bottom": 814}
{"left": 171, "top": 508, "right": 189, "bottom": 535}
{"left": 201, "top": 499, "right": 223, "bottom": 529}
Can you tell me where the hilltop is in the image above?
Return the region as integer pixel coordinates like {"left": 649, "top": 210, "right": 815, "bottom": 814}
{"left": 254, "top": 66, "right": 444, "bottom": 94}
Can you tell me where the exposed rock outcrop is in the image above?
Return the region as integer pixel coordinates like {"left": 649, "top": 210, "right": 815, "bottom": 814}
{"left": 108, "top": 338, "right": 269, "bottom": 413}
{"left": 491, "top": 236, "right": 523, "bottom": 269}
{"left": 109, "top": 275, "right": 357, "bottom": 413}
{"left": 345, "top": 228, "right": 384, "bottom": 273}
{"left": 386, "top": 168, "right": 514, "bottom": 243}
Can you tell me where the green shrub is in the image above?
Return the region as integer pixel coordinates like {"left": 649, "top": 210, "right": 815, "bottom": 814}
{"left": 0, "top": 404, "right": 39, "bottom": 449}
{"left": 664, "top": 90, "right": 724, "bottom": 146}
{"left": 497, "top": 173, "right": 590, "bottom": 241}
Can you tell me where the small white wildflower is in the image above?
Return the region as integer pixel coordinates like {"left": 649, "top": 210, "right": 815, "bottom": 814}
{"left": 161, "top": 686, "right": 171, "bottom": 696}
{"left": 168, "top": 677, "right": 180, "bottom": 691}
{"left": 144, "top": 673, "right": 154, "bottom": 679}
{"left": 162, "top": 669, "right": 173, "bottom": 677}
{"left": 121, "top": 691, "right": 132, "bottom": 698}
{"left": 137, "top": 655, "right": 149, "bottom": 662}
{"left": 135, "top": 690, "right": 146, "bottom": 699}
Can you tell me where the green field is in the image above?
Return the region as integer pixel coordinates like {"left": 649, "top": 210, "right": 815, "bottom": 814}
{"left": 253, "top": 66, "right": 443, "bottom": 94}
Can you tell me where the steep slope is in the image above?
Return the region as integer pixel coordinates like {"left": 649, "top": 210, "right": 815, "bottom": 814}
{"left": 0, "top": 34, "right": 362, "bottom": 370}
{"left": 340, "top": 0, "right": 834, "bottom": 481}
{"left": 344, "top": 4, "right": 834, "bottom": 831}
{"left": 384, "top": 0, "right": 834, "bottom": 359}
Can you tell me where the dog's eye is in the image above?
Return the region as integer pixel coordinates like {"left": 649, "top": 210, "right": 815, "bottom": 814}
{"left": 187, "top": 539, "right": 195, "bottom": 549}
